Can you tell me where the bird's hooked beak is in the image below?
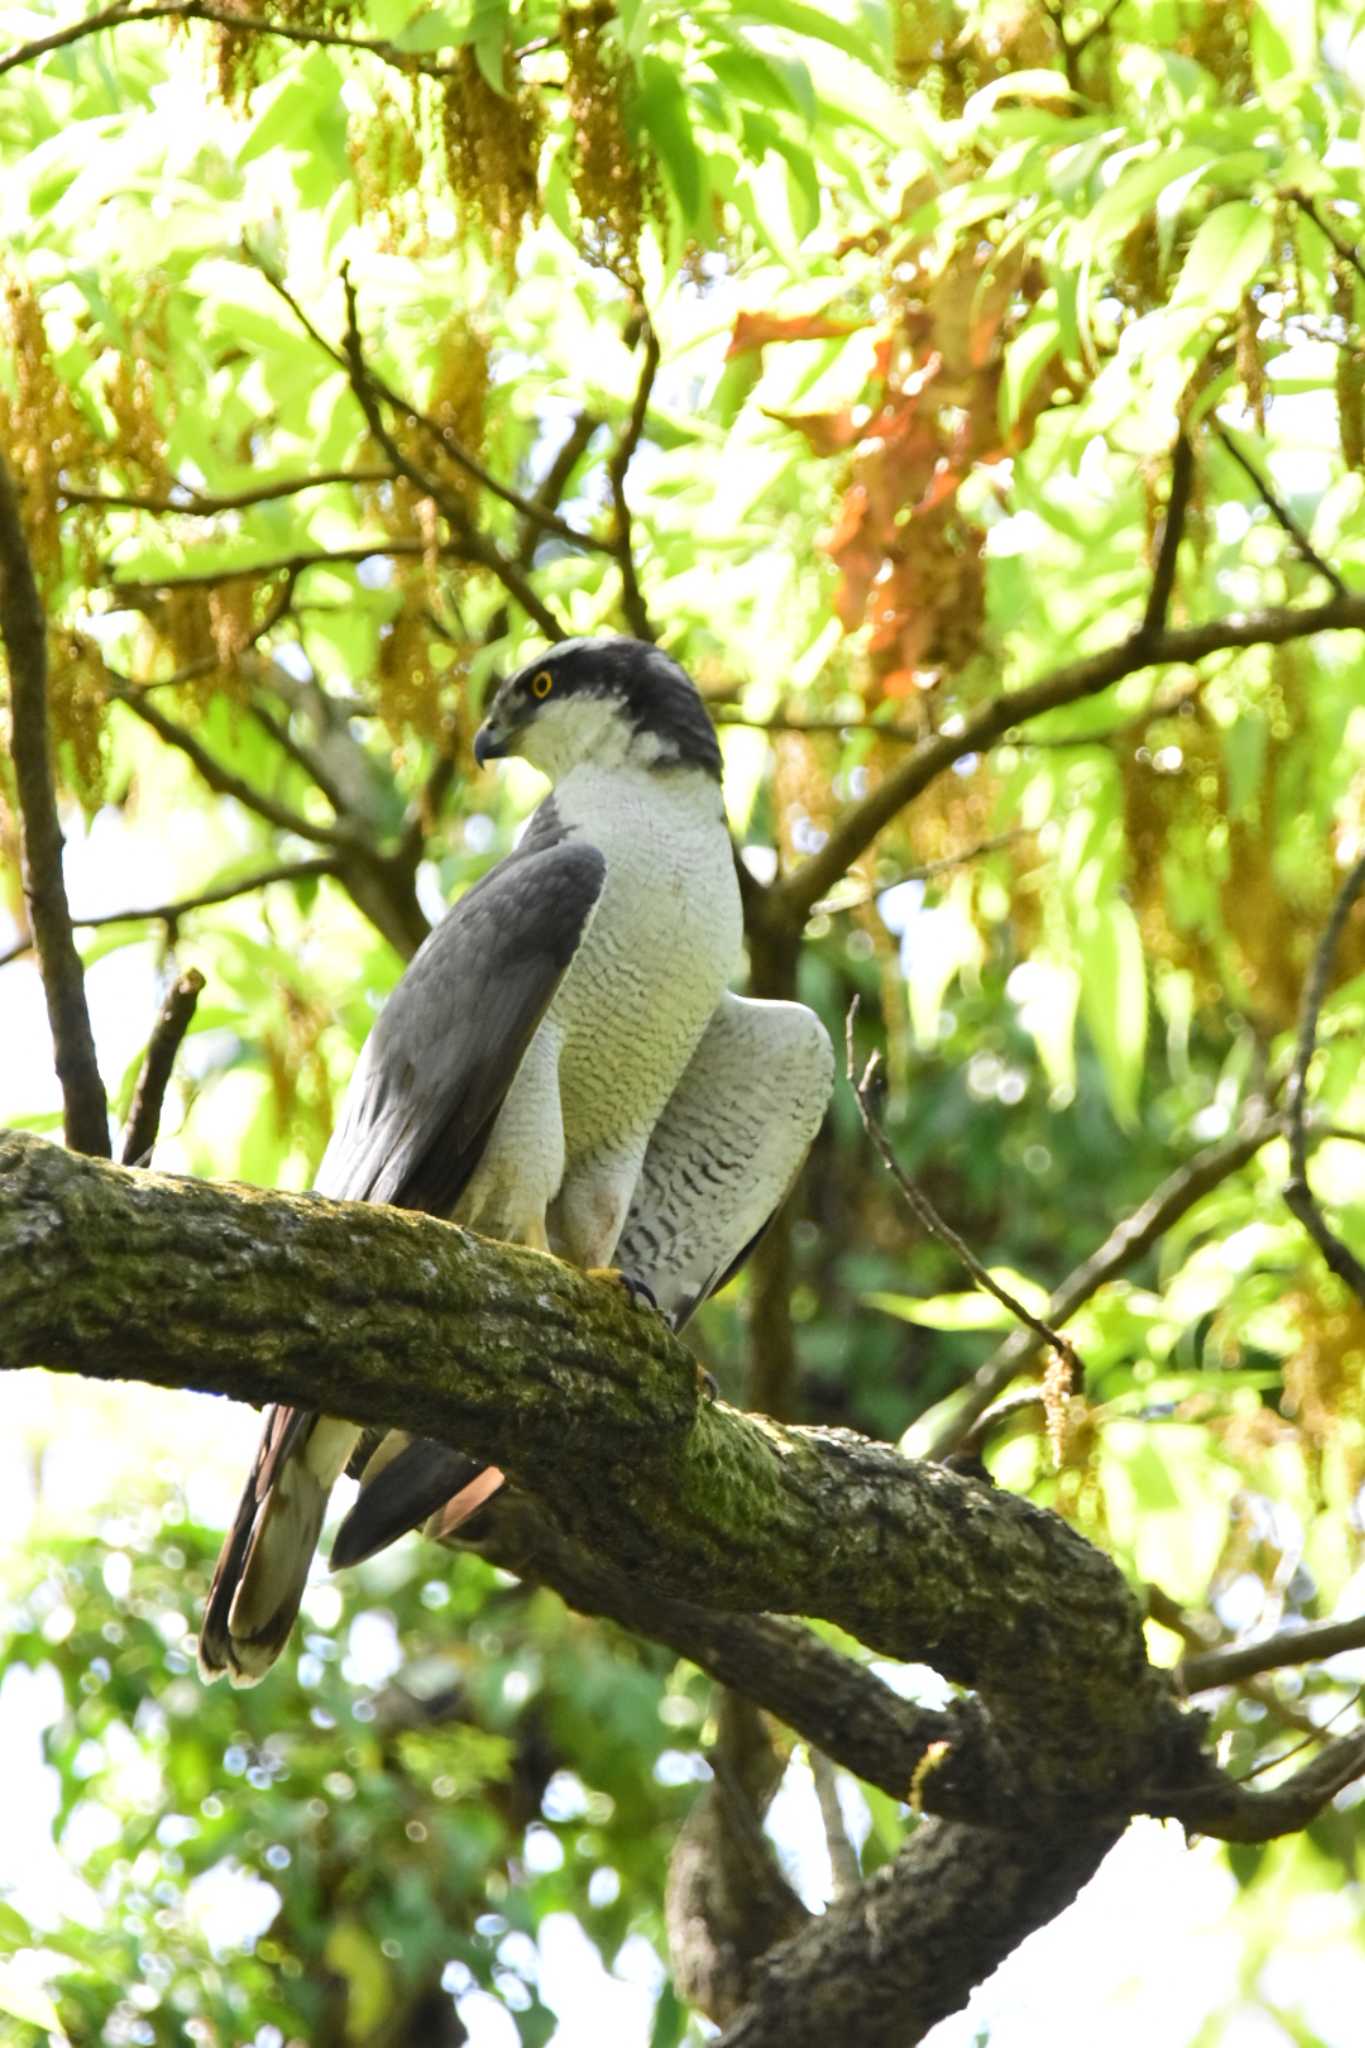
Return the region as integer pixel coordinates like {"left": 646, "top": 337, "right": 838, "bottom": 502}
{"left": 472, "top": 720, "right": 506, "bottom": 768}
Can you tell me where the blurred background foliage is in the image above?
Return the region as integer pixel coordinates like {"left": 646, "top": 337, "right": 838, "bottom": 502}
{"left": 2, "top": 0, "right": 1365, "bottom": 2040}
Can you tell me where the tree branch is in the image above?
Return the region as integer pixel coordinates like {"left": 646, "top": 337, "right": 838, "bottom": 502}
{"left": 109, "top": 684, "right": 356, "bottom": 850}
{"left": 59, "top": 468, "right": 397, "bottom": 516}
{"left": 0, "top": 0, "right": 472, "bottom": 83}
{"left": 1283, "top": 847, "right": 1365, "bottom": 1304}
{"left": 775, "top": 586, "right": 1365, "bottom": 928}
{"left": 1213, "top": 423, "right": 1347, "bottom": 597}
{"left": 0, "top": 453, "right": 110, "bottom": 1157}
{"left": 1180, "top": 1610, "right": 1365, "bottom": 1693}
{"left": 0, "top": 859, "right": 342, "bottom": 969}
{"left": 1138, "top": 428, "right": 1193, "bottom": 643}
{"left": 120, "top": 968, "right": 204, "bottom": 1166}
{"left": 1, "top": 1119, "right": 1358, "bottom": 2043}
{"left": 924, "top": 1110, "right": 1286, "bottom": 1458}
{"left": 340, "top": 270, "right": 566, "bottom": 644}
{"left": 0, "top": 1128, "right": 1193, "bottom": 1812}
{"left": 718, "top": 1817, "right": 1121, "bottom": 2048}
{"left": 606, "top": 316, "right": 660, "bottom": 642}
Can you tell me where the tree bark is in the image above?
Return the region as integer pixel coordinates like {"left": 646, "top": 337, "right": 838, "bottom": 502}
{"left": 2, "top": 1128, "right": 1359, "bottom": 2040}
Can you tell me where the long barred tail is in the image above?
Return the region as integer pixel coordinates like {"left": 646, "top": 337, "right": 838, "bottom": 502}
{"left": 198, "top": 1406, "right": 359, "bottom": 1687}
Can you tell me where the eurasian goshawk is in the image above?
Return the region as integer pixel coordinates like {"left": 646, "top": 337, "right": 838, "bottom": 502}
{"left": 199, "top": 637, "right": 832, "bottom": 1685}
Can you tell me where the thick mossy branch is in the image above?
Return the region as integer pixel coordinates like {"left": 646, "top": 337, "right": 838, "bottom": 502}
{"left": 3, "top": 1129, "right": 1358, "bottom": 1851}
{"left": 0, "top": 1132, "right": 1171, "bottom": 1786}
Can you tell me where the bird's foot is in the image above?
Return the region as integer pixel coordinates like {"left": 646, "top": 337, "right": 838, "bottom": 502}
{"left": 589, "top": 1267, "right": 661, "bottom": 1314}
{"left": 695, "top": 1361, "right": 719, "bottom": 1402}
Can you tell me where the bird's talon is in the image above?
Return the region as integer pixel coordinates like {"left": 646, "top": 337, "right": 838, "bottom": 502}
{"left": 696, "top": 1363, "right": 719, "bottom": 1402}
{"left": 588, "top": 1267, "right": 661, "bottom": 1313}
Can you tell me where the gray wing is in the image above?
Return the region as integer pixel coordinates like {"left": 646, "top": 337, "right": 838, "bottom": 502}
{"left": 316, "top": 829, "right": 605, "bottom": 1215}
{"left": 616, "top": 992, "right": 834, "bottom": 1329}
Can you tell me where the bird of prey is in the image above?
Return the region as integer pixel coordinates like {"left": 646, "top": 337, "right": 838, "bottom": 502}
{"left": 199, "top": 636, "right": 833, "bottom": 1685}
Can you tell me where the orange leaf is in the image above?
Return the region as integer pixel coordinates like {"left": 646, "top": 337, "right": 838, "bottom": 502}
{"left": 727, "top": 308, "right": 866, "bottom": 357}
{"left": 763, "top": 407, "right": 863, "bottom": 455}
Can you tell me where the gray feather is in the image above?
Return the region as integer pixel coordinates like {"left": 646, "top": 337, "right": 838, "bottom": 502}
{"left": 616, "top": 993, "right": 833, "bottom": 1327}
{"left": 316, "top": 815, "right": 604, "bottom": 1215}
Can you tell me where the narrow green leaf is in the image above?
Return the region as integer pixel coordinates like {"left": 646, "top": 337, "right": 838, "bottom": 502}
{"left": 1251, "top": 0, "right": 1317, "bottom": 95}
{"left": 728, "top": 0, "right": 882, "bottom": 68}
{"left": 1172, "top": 201, "right": 1274, "bottom": 314}
{"left": 1078, "top": 896, "right": 1148, "bottom": 1126}
{"left": 636, "top": 57, "right": 704, "bottom": 222}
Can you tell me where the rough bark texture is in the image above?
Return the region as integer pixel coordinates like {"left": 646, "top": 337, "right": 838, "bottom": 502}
{"left": 2, "top": 1129, "right": 1359, "bottom": 2042}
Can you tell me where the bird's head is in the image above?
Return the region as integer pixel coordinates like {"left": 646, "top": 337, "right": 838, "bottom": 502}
{"left": 473, "top": 637, "right": 722, "bottom": 784}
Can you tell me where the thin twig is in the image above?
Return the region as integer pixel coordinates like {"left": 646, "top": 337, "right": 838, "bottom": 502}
{"left": 313, "top": 255, "right": 606, "bottom": 556}
{"left": 1230, "top": 1689, "right": 1364, "bottom": 1786}
{"left": 846, "top": 1002, "right": 1084, "bottom": 1400}
{"left": 1138, "top": 428, "right": 1193, "bottom": 645}
{"left": 778, "top": 570, "right": 1365, "bottom": 927}
{"left": 58, "top": 468, "right": 396, "bottom": 517}
{"left": 339, "top": 269, "right": 565, "bottom": 643}
{"left": 0, "top": 858, "right": 342, "bottom": 969}
{"left": 1213, "top": 423, "right": 1347, "bottom": 596}
{"left": 607, "top": 316, "right": 661, "bottom": 642}
{"left": 109, "top": 686, "right": 358, "bottom": 851}
{"left": 1283, "top": 848, "right": 1365, "bottom": 1304}
{"left": 121, "top": 970, "right": 206, "bottom": 1167}
{"left": 516, "top": 411, "right": 601, "bottom": 566}
{"left": 814, "top": 830, "right": 1032, "bottom": 914}
{"left": 1182, "top": 1611, "right": 1365, "bottom": 1694}
{"left": 109, "top": 537, "right": 470, "bottom": 595}
{"left": 922, "top": 1108, "right": 1287, "bottom": 1460}
{"left": 1293, "top": 192, "right": 1365, "bottom": 292}
{"left": 248, "top": 699, "right": 350, "bottom": 817}
{"left": 0, "top": 453, "right": 110, "bottom": 1156}
{"left": 0, "top": 0, "right": 468, "bottom": 82}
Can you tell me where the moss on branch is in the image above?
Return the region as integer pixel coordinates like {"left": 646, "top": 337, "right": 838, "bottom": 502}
{"left": 2, "top": 1128, "right": 1357, "bottom": 1856}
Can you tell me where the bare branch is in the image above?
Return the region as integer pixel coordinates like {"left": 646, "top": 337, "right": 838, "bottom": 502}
{"left": 1213, "top": 423, "right": 1347, "bottom": 597}
{"left": 1181, "top": 1610, "right": 1365, "bottom": 1693}
{"left": 121, "top": 969, "right": 205, "bottom": 1167}
{"left": 58, "top": 468, "right": 396, "bottom": 516}
{"left": 848, "top": 1006, "right": 1084, "bottom": 1419}
{"left": 1294, "top": 191, "right": 1365, "bottom": 292}
{"left": 0, "top": 453, "right": 110, "bottom": 1156}
{"left": 606, "top": 316, "right": 661, "bottom": 642}
{"left": 1138, "top": 427, "right": 1193, "bottom": 643}
{"left": 108, "top": 684, "right": 356, "bottom": 850}
{"left": 1283, "top": 847, "right": 1365, "bottom": 1304}
{"left": 340, "top": 270, "right": 566, "bottom": 644}
{"left": 0, "top": 857, "right": 341, "bottom": 969}
{"left": 923, "top": 1110, "right": 1286, "bottom": 1459}
{"left": 109, "top": 537, "right": 472, "bottom": 594}
{"left": 0, "top": 0, "right": 469, "bottom": 83}
{"left": 777, "top": 564, "right": 1365, "bottom": 928}
{"left": 1151, "top": 1728, "right": 1365, "bottom": 1844}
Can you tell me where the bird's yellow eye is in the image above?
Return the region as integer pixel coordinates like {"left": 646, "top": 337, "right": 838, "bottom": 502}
{"left": 531, "top": 670, "right": 553, "bottom": 700}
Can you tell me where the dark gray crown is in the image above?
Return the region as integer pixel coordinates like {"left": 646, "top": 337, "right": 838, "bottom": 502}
{"left": 500, "top": 637, "right": 723, "bottom": 780}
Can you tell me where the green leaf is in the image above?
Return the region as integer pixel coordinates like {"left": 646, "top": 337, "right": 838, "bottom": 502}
{"left": 470, "top": 0, "right": 511, "bottom": 96}
{"left": 1077, "top": 897, "right": 1148, "bottom": 1127}
{"left": 726, "top": 0, "right": 883, "bottom": 68}
{"left": 1251, "top": 0, "right": 1317, "bottom": 96}
{"left": 1172, "top": 201, "right": 1275, "bottom": 314}
{"left": 636, "top": 57, "right": 704, "bottom": 222}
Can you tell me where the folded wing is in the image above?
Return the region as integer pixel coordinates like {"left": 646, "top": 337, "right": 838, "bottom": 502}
{"left": 198, "top": 833, "right": 605, "bottom": 1685}
{"left": 616, "top": 992, "right": 834, "bottom": 1328}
